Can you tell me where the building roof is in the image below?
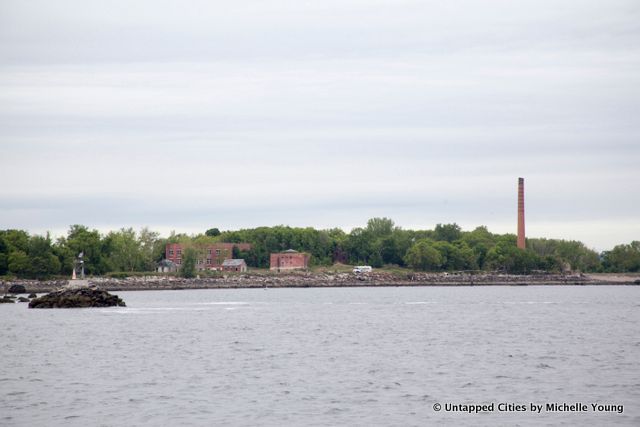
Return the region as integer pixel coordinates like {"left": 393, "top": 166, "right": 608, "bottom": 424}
{"left": 158, "top": 259, "right": 177, "bottom": 267}
{"left": 284, "top": 249, "right": 298, "bottom": 253}
{"left": 222, "top": 259, "right": 246, "bottom": 266}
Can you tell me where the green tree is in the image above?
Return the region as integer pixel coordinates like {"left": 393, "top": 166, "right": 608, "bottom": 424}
{"left": 369, "top": 251, "right": 384, "bottom": 268}
{"left": 432, "top": 241, "right": 477, "bottom": 271}
{"left": 366, "top": 217, "right": 395, "bottom": 238}
{"left": 461, "top": 226, "right": 496, "bottom": 269}
{"left": 326, "top": 228, "right": 348, "bottom": 264}
{"left": 28, "top": 234, "right": 61, "bottom": 279}
{"left": 404, "top": 239, "right": 442, "bottom": 271}
{"left": 151, "top": 237, "right": 168, "bottom": 264}
{"left": 603, "top": 241, "right": 640, "bottom": 272}
{"left": 1, "top": 229, "right": 30, "bottom": 253}
{"left": 232, "top": 245, "right": 241, "bottom": 259}
{"left": 553, "top": 240, "right": 600, "bottom": 272}
{"left": 345, "top": 227, "right": 373, "bottom": 264}
{"left": 0, "top": 253, "right": 7, "bottom": 275}
{"left": 237, "top": 248, "right": 260, "bottom": 267}
{"left": 205, "top": 228, "right": 221, "bottom": 237}
{"left": 105, "top": 228, "right": 142, "bottom": 272}
{"left": 8, "top": 250, "right": 30, "bottom": 276}
{"left": 528, "top": 238, "right": 600, "bottom": 272}
{"left": 167, "top": 231, "right": 191, "bottom": 244}
{"left": 0, "top": 235, "right": 8, "bottom": 275}
{"left": 2, "top": 232, "right": 61, "bottom": 279}
{"left": 138, "top": 227, "right": 162, "bottom": 270}
{"left": 485, "top": 236, "right": 542, "bottom": 274}
{"left": 434, "top": 223, "right": 462, "bottom": 243}
{"left": 180, "top": 247, "right": 197, "bottom": 278}
{"left": 63, "top": 225, "right": 108, "bottom": 275}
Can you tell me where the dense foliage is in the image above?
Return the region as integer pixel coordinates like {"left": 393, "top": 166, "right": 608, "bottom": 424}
{"left": 0, "top": 226, "right": 166, "bottom": 279}
{"left": 1, "top": 220, "right": 637, "bottom": 279}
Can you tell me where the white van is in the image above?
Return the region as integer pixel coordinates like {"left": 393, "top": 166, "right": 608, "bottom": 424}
{"left": 353, "top": 266, "right": 373, "bottom": 273}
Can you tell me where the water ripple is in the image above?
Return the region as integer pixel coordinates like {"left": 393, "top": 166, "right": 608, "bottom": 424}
{"left": 1, "top": 287, "right": 639, "bottom": 426}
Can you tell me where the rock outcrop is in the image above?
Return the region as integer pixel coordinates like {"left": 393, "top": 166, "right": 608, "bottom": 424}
{"left": 28, "top": 287, "right": 126, "bottom": 309}
{"left": 7, "top": 284, "right": 26, "bottom": 294}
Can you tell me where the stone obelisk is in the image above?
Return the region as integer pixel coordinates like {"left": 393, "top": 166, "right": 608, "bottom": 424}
{"left": 517, "top": 177, "right": 525, "bottom": 249}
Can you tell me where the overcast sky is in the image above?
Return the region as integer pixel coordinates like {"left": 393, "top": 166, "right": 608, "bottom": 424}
{"left": 1, "top": 0, "right": 638, "bottom": 251}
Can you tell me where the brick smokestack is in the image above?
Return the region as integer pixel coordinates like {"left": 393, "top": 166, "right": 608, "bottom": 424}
{"left": 517, "top": 177, "right": 525, "bottom": 249}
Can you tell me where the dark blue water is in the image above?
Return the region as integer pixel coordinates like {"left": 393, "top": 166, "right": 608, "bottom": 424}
{"left": 2, "top": 286, "right": 639, "bottom": 426}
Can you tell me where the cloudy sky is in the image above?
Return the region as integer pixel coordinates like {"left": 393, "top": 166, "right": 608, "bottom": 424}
{"left": 1, "top": 0, "right": 638, "bottom": 251}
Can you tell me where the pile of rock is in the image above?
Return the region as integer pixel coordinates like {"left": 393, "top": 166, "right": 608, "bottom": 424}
{"left": 1, "top": 285, "right": 34, "bottom": 304}
{"left": 7, "top": 284, "right": 26, "bottom": 294}
{"left": 28, "top": 287, "right": 126, "bottom": 309}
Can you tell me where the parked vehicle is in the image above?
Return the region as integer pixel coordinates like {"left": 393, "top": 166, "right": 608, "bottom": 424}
{"left": 353, "top": 266, "right": 372, "bottom": 274}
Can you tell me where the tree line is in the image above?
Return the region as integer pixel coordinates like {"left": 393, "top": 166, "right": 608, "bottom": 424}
{"left": 1, "top": 219, "right": 639, "bottom": 279}
{"left": 0, "top": 226, "right": 165, "bottom": 279}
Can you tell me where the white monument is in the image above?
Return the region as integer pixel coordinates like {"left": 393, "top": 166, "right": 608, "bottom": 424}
{"left": 66, "top": 251, "right": 89, "bottom": 289}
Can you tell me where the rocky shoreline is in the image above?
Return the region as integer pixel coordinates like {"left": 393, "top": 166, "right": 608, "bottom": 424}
{"left": 2, "top": 272, "right": 639, "bottom": 294}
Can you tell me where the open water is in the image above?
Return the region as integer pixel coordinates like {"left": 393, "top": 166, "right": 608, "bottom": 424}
{"left": 1, "top": 286, "right": 639, "bottom": 426}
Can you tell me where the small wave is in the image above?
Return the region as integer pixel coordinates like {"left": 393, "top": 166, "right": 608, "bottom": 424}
{"left": 404, "top": 301, "right": 435, "bottom": 304}
{"left": 502, "top": 301, "right": 558, "bottom": 304}
{"left": 100, "top": 310, "right": 138, "bottom": 314}
{"left": 198, "top": 302, "right": 251, "bottom": 305}
{"left": 536, "top": 363, "right": 554, "bottom": 369}
{"left": 101, "top": 307, "right": 212, "bottom": 314}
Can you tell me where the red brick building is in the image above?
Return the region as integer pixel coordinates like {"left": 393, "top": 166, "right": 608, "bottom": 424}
{"left": 270, "top": 249, "right": 310, "bottom": 272}
{"left": 165, "top": 243, "right": 252, "bottom": 271}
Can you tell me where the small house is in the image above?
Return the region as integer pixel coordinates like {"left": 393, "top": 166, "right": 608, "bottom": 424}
{"left": 222, "top": 259, "right": 247, "bottom": 272}
{"left": 157, "top": 259, "right": 178, "bottom": 273}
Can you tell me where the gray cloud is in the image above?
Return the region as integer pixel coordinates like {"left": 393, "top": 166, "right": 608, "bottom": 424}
{"left": 1, "top": 0, "right": 639, "bottom": 251}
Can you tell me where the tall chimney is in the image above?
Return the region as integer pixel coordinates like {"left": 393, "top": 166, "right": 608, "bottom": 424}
{"left": 517, "top": 177, "right": 525, "bottom": 249}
